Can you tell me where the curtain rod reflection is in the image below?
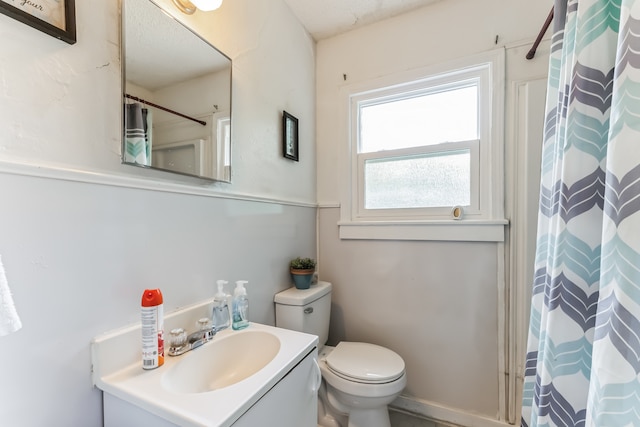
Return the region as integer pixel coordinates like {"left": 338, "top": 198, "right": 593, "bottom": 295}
{"left": 124, "top": 93, "right": 207, "bottom": 126}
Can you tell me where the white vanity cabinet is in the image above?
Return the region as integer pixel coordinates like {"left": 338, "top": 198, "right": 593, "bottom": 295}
{"left": 103, "top": 348, "right": 318, "bottom": 427}
{"left": 104, "top": 394, "right": 177, "bottom": 427}
{"left": 232, "top": 349, "right": 318, "bottom": 427}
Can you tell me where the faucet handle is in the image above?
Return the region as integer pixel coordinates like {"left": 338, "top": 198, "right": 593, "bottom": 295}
{"left": 197, "top": 317, "right": 213, "bottom": 331}
{"left": 169, "top": 328, "right": 187, "bottom": 347}
{"left": 167, "top": 328, "right": 189, "bottom": 356}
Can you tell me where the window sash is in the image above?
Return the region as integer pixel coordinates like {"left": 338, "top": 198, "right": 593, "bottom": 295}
{"left": 357, "top": 79, "right": 480, "bottom": 153}
{"left": 355, "top": 140, "right": 480, "bottom": 219}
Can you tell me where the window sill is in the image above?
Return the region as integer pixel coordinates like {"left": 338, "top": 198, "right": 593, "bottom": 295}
{"left": 338, "top": 219, "right": 509, "bottom": 242}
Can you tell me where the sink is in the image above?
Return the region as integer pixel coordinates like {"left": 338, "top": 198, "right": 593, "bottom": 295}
{"left": 162, "top": 330, "right": 281, "bottom": 394}
{"left": 92, "top": 303, "right": 318, "bottom": 427}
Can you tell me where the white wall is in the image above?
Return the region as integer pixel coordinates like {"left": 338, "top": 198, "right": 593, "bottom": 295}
{"left": 0, "top": 0, "right": 316, "bottom": 203}
{"left": 0, "top": 1, "right": 316, "bottom": 426}
{"left": 316, "top": 0, "right": 552, "bottom": 424}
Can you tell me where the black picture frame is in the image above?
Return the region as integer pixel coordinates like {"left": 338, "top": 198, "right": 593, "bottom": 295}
{"left": 283, "top": 111, "right": 299, "bottom": 161}
{"left": 0, "top": 0, "right": 76, "bottom": 45}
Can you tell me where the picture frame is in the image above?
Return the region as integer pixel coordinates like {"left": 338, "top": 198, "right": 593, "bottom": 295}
{"left": 0, "top": 0, "right": 76, "bottom": 44}
{"left": 283, "top": 111, "right": 299, "bottom": 161}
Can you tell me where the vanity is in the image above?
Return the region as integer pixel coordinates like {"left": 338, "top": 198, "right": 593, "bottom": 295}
{"left": 91, "top": 300, "right": 319, "bottom": 427}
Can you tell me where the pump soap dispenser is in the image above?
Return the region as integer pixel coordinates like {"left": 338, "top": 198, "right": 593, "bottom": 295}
{"left": 212, "top": 280, "right": 231, "bottom": 331}
{"left": 232, "top": 280, "right": 249, "bottom": 330}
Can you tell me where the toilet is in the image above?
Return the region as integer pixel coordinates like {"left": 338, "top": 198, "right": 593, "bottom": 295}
{"left": 274, "top": 281, "right": 406, "bottom": 427}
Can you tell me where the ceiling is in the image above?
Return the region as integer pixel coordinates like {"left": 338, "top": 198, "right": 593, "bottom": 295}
{"left": 282, "top": 0, "right": 444, "bottom": 40}
{"left": 125, "top": 0, "right": 231, "bottom": 91}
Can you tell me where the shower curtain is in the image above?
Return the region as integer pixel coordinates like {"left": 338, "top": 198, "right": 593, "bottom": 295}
{"left": 124, "top": 102, "right": 152, "bottom": 166}
{"left": 521, "top": 0, "right": 640, "bottom": 426}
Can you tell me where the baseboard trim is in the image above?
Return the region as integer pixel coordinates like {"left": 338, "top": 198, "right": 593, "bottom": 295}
{"left": 391, "top": 395, "right": 512, "bottom": 427}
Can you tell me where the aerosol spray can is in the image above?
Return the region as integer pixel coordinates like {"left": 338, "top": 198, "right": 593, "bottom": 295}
{"left": 141, "top": 288, "right": 164, "bottom": 369}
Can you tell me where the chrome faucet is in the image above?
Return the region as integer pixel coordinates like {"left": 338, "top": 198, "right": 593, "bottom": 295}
{"left": 167, "top": 318, "right": 216, "bottom": 357}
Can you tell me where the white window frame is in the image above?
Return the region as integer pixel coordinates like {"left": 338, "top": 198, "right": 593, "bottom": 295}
{"left": 338, "top": 49, "right": 507, "bottom": 242}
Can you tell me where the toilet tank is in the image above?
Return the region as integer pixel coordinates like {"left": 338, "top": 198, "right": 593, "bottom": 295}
{"left": 274, "top": 281, "right": 332, "bottom": 347}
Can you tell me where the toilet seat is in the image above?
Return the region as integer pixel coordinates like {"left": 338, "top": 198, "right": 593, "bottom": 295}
{"left": 325, "top": 342, "right": 405, "bottom": 384}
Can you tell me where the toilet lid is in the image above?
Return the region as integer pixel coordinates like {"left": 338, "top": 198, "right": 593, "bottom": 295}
{"left": 325, "top": 342, "right": 405, "bottom": 383}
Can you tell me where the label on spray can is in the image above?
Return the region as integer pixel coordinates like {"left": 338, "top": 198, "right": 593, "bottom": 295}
{"left": 141, "top": 289, "right": 164, "bottom": 369}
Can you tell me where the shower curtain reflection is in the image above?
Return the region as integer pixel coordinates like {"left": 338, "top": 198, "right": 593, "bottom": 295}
{"left": 124, "top": 102, "right": 153, "bottom": 166}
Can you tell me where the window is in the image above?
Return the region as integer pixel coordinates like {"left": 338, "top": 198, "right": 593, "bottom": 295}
{"left": 339, "top": 50, "right": 507, "bottom": 241}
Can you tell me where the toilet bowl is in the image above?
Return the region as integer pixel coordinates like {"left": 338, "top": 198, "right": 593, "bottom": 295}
{"left": 274, "top": 281, "right": 407, "bottom": 427}
{"left": 318, "top": 344, "right": 406, "bottom": 427}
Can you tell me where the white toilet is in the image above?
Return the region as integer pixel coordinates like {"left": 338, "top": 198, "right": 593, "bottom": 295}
{"left": 274, "top": 281, "right": 406, "bottom": 427}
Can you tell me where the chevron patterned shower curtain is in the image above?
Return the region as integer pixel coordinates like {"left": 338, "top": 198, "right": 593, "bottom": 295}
{"left": 521, "top": 0, "right": 640, "bottom": 426}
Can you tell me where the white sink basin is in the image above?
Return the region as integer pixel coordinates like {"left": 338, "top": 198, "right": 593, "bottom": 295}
{"left": 163, "top": 330, "right": 281, "bottom": 394}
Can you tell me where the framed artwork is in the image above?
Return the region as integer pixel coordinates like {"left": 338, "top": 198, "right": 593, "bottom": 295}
{"left": 0, "top": 0, "right": 76, "bottom": 44}
{"left": 283, "top": 111, "right": 299, "bottom": 161}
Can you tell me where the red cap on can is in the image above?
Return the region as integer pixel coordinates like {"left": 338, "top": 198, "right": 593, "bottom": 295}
{"left": 141, "top": 288, "right": 163, "bottom": 307}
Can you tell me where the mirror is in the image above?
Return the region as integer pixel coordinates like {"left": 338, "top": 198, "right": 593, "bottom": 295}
{"left": 121, "top": 0, "right": 232, "bottom": 182}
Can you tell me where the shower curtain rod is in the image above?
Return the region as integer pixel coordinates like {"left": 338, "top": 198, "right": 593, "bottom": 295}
{"left": 124, "top": 93, "right": 207, "bottom": 126}
{"left": 527, "top": 6, "right": 554, "bottom": 60}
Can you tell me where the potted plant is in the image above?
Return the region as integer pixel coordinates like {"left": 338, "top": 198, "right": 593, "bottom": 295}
{"left": 289, "top": 257, "right": 316, "bottom": 289}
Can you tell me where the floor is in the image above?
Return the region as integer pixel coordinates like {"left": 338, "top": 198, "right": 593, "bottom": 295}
{"left": 389, "top": 410, "right": 456, "bottom": 427}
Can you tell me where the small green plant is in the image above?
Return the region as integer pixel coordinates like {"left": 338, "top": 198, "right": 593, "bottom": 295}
{"left": 290, "top": 257, "right": 316, "bottom": 270}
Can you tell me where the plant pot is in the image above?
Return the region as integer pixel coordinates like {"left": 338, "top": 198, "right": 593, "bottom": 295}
{"left": 290, "top": 268, "right": 315, "bottom": 289}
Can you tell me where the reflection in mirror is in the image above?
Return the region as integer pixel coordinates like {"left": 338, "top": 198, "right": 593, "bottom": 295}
{"left": 122, "top": 0, "right": 232, "bottom": 182}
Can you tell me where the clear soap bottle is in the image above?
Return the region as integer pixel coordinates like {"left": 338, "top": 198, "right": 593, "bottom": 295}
{"left": 212, "top": 280, "right": 230, "bottom": 331}
{"left": 232, "top": 280, "right": 249, "bottom": 330}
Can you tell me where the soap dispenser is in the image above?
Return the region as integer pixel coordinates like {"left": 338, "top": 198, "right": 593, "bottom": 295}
{"left": 232, "top": 280, "right": 249, "bottom": 330}
{"left": 212, "top": 280, "right": 230, "bottom": 331}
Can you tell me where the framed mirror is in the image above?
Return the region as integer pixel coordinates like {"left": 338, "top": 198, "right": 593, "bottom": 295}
{"left": 121, "top": 0, "right": 232, "bottom": 182}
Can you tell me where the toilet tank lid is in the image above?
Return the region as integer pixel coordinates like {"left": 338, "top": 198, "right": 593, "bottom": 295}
{"left": 274, "top": 281, "right": 332, "bottom": 305}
